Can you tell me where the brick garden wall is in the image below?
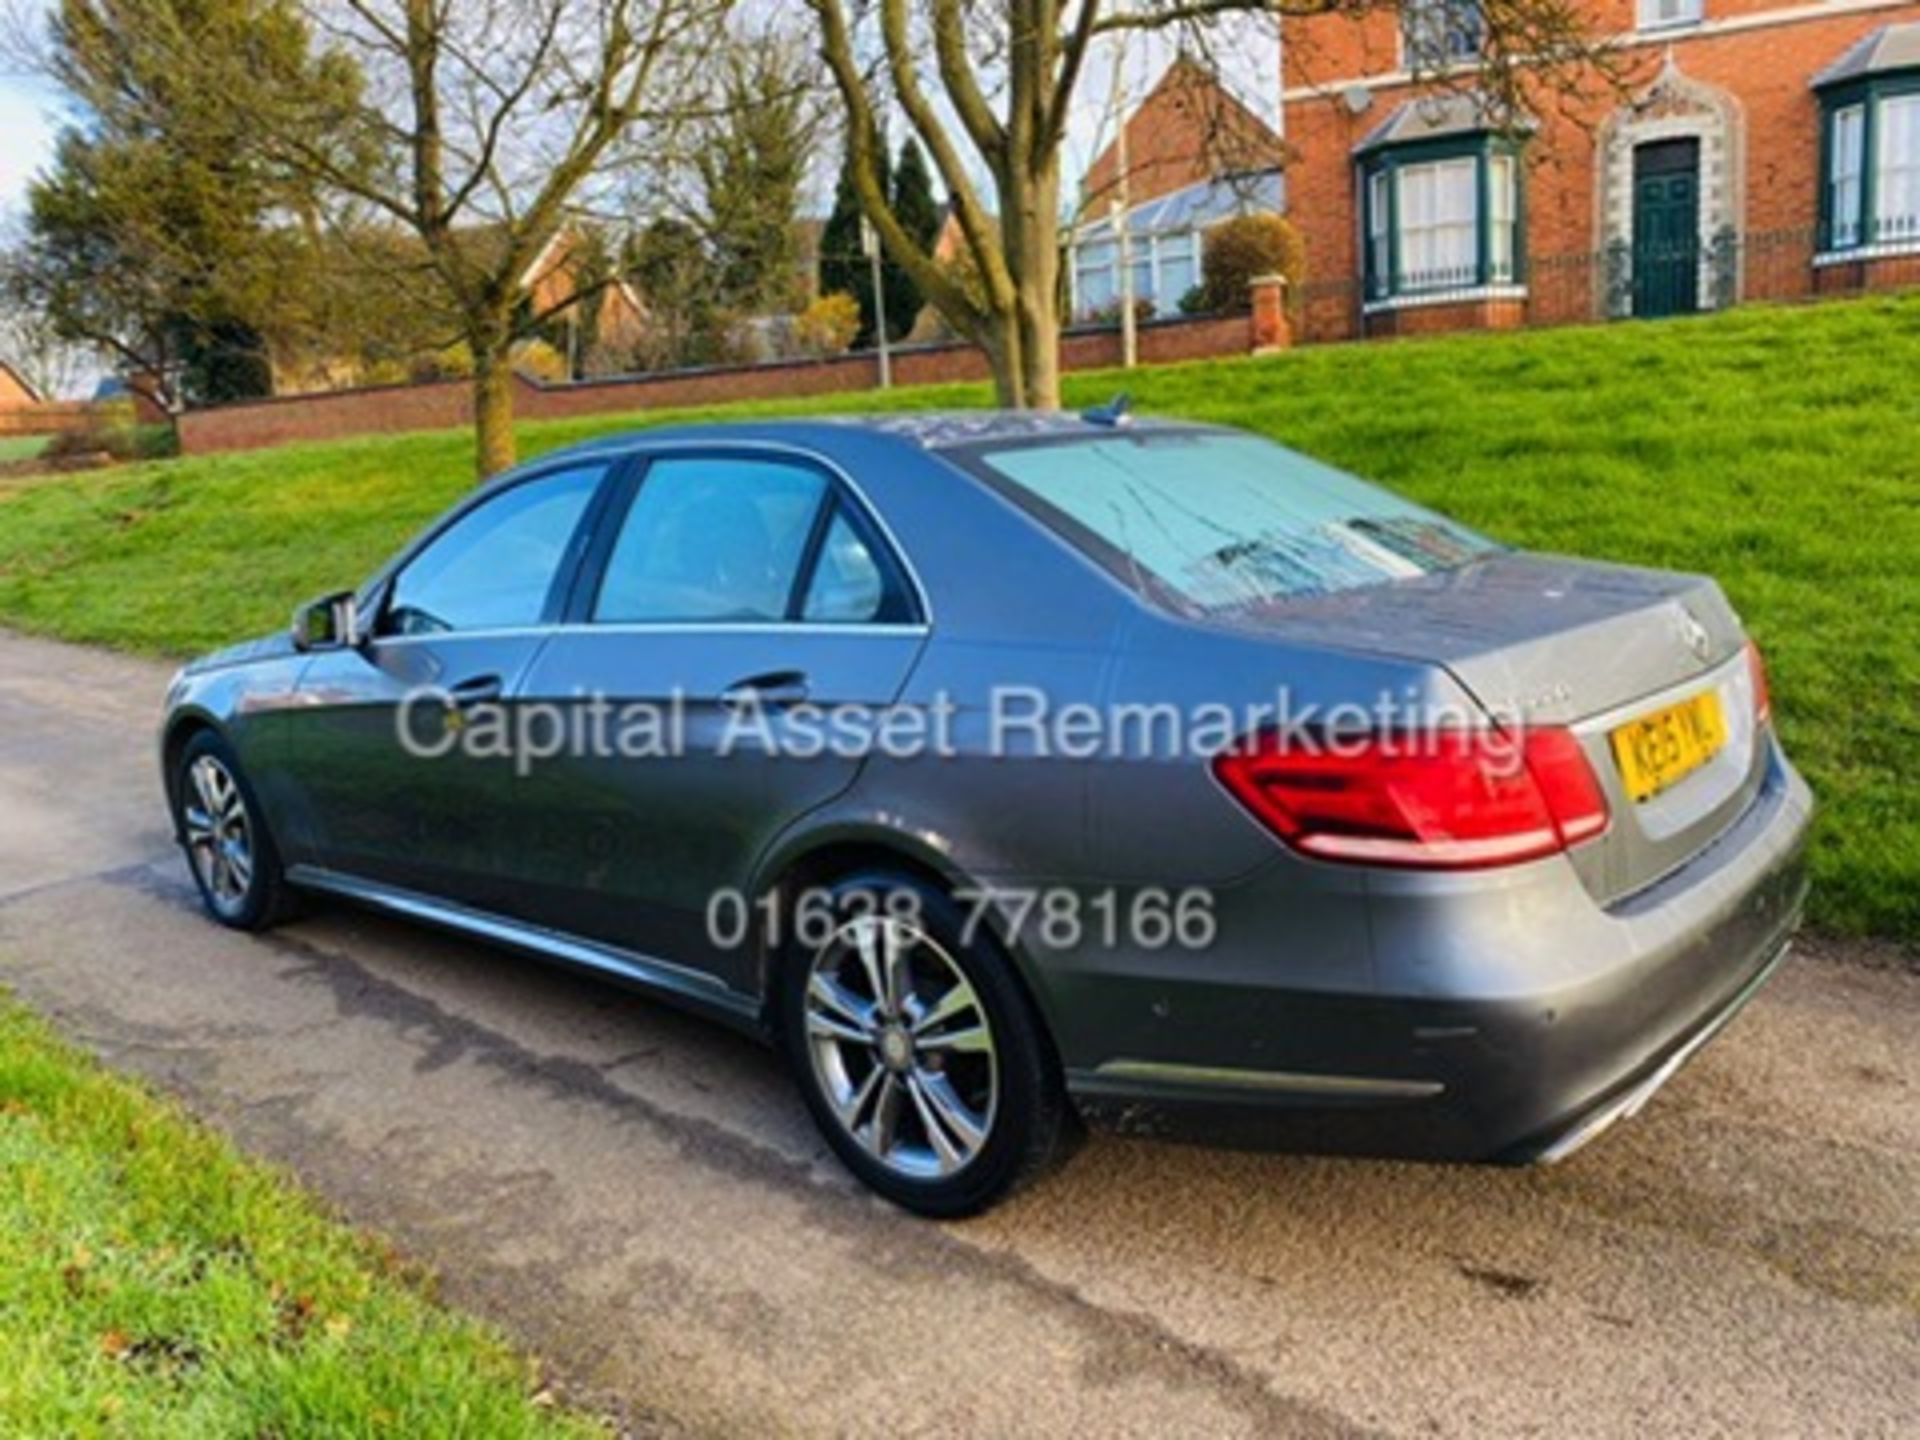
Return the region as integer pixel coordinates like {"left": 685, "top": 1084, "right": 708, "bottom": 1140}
{"left": 0, "top": 401, "right": 97, "bottom": 437}
{"left": 177, "top": 313, "right": 1253, "bottom": 456}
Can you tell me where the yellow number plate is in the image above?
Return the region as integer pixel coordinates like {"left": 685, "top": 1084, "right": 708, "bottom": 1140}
{"left": 1610, "top": 691, "right": 1727, "bottom": 804}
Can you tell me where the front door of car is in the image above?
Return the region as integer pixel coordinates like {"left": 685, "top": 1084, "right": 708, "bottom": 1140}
{"left": 501, "top": 450, "right": 927, "bottom": 994}
{"left": 281, "top": 459, "right": 615, "bottom": 911}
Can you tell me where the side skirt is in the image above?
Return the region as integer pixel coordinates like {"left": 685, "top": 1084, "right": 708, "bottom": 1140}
{"left": 284, "top": 864, "right": 765, "bottom": 1036}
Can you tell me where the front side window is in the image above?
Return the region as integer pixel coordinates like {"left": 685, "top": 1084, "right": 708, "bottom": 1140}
{"left": 1361, "top": 140, "right": 1521, "bottom": 299}
{"left": 384, "top": 465, "right": 603, "bottom": 636}
{"left": 1403, "top": 0, "right": 1483, "bottom": 69}
{"left": 1638, "top": 0, "right": 1702, "bottom": 31}
{"left": 964, "top": 431, "right": 1496, "bottom": 616}
{"left": 593, "top": 457, "right": 827, "bottom": 624}
{"left": 1820, "top": 80, "right": 1920, "bottom": 252}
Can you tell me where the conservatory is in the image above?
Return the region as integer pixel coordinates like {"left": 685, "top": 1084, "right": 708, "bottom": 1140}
{"left": 1068, "top": 168, "right": 1285, "bottom": 321}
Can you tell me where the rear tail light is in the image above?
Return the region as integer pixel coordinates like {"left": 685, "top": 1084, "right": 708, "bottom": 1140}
{"left": 1213, "top": 726, "right": 1610, "bottom": 870}
{"left": 1747, "top": 641, "right": 1772, "bottom": 726}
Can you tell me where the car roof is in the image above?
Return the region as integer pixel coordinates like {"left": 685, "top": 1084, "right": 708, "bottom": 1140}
{"left": 538, "top": 410, "right": 1205, "bottom": 466}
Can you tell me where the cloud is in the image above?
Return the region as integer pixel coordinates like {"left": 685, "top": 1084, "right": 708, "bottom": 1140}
{"left": 0, "top": 79, "right": 61, "bottom": 217}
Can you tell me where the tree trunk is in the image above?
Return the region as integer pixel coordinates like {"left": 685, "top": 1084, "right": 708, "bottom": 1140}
{"left": 1017, "top": 288, "right": 1062, "bottom": 410}
{"left": 997, "top": 148, "right": 1064, "bottom": 411}
{"left": 983, "top": 320, "right": 1025, "bottom": 408}
{"left": 471, "top": 340, "right": 516, "bottom": 480}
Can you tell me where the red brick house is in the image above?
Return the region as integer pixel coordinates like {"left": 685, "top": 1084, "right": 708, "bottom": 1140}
{"left": 1070, "top": 60, "right": 1287, "bottom": 321}
{"left": 0, "top": 360, "right": 42, "bottom": 415}
{"left": 1281, "top": 2, "right": 1920, "bottom": 341}
{"left": 0, "top": 360, "right": 66, "bottom": 438}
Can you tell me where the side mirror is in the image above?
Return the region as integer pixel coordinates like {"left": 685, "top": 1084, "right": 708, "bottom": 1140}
{"left": 291, "top": 590, "right": 361, "bottom": 652}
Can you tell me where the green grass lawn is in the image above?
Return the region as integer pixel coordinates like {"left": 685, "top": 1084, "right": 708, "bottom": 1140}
{"left": 0, "top": 434, "right": 48, "bottom": 464}
{"left": 0, "top": 989, "right": 597, "bottom": 1437}
{"left": 0, "top": 294, "right": 1914, "bottom": 940}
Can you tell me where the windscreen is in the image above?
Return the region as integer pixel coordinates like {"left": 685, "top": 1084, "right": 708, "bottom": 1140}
{"left": 967, "top": 430, "right": 1496, "bottom": 614}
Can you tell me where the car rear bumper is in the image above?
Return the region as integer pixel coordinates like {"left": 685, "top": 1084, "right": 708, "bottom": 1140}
{"left": 1063, "top": 741, "right": 1812, "bottom": 1162}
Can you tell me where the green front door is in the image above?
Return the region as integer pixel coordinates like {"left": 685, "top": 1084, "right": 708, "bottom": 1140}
{"left": 1633, "top": 140, "right": 1700, "bottom": 319}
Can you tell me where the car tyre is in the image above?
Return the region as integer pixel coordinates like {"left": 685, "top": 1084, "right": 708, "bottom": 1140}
{"left": 779, "top": 870, "right": 1073, "bottom": 1217}
{"left": 173, "top": 730, "right": 299, "bottom": 932}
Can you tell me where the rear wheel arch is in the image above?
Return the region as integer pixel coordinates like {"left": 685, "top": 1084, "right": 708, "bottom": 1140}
{"left": 769, "top": 856, "right": 1079, "bottom": 1214}
{"left": 750, "top": 834, "right": 1064, "bottom": 1065}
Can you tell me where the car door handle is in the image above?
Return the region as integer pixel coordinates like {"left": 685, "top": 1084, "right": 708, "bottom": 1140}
{"left": 719, "top": 670, "right": 810, "bottom": 709}
{"left": 446, "top": 674, "right": 504, "bottom": 707}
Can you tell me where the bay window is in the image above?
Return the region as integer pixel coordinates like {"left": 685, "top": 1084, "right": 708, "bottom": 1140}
{"left": 1881, "top": 95, "right": 1920, "bottom": 244}
{"left": 1818, "top": 72, "right": 1920, "bottom": 256}
{"left": 1359, "top": 136, "right": 1524, "bottom": 304}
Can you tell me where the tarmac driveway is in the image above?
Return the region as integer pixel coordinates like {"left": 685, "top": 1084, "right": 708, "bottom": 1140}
{"left": 0, "top": 629, "right": 1913, "bottom": 1437}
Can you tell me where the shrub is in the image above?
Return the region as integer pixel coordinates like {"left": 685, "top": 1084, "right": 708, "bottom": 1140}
{"left": 510, "top": 338, "right": 571, "bottom": 382}
{"left": 411, "top": 343, "right": 476, "bottom": 382}
{"left": 1198, "top": 214, "right": 1306, "bottom": 314}
{"left": 794, "top": 292, "right": 862, "bottom": 357}
{"left": 39, "top": 400, "right": 174, "bottom": 463}
{"left": 1080, "top": 296, "right": 1156, "bottom": 328}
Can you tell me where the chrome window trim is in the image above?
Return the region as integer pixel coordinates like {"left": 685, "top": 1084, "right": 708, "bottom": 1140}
{"left": 367, "top": 620, "right": 931, "bottom": 648}
{"left": 366, "top": 454, "right": 625, "bottom": 633}
{"left": 582, "top": 436, "right": 936, "bottom": 629}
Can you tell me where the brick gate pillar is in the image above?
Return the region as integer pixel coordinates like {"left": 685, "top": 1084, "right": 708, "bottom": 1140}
{"left": 1249, "top": 274, "right": 1292, "bottom": 353}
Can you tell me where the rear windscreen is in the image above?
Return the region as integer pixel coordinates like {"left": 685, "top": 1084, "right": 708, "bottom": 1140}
{"left": 964, "top": 430, "right": 1496, "bottom": 614}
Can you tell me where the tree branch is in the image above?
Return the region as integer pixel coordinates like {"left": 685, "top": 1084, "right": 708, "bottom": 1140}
{"left": 933, "top": 0, "right": 1006, "bottom": 164}
{"left": 805, "top": 0, "right": 991, "bottom": 340}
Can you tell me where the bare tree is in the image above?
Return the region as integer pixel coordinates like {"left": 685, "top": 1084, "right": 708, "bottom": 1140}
{"left": 265, "top": 0, "right": 732, "bottom": 477}
{"left": 0, "top": 243, "right": 93, "bottom": 401}
{"left": 804, "top": 0, "right": 1621, "bottom": 410}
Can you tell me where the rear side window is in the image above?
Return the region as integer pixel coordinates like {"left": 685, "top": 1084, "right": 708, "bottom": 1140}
{"left": 384, "top": 465, "right": 604, "bottom": 636}
{"left": 594, "top": 457, "right": 828, "bottom": 623}
{"left": 965, "top": 431, "right": 1494, "bottom": 614}
{"left": 801, "top": 508, "right": 886, "bottom": 622}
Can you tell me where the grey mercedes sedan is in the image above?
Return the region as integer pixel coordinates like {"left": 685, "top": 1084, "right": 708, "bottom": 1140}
{"left": 161, "top": 414, "right": 1810, "bottom": 1215}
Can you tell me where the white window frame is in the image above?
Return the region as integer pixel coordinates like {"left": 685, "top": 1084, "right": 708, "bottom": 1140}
{"left": 1396, "top": 156, "right": 1480, "bottom": 291}
{"left": 1367, "top": 170, "right": 1391, "bottom": 299}
{"left": 1488, "top": 154, "right": 1517, "bottom": 282}
{"left": 1401, "top": 0, "right": 1483, "bottom": 70}
{"left": 1071, "top": 225, "right": 1214, "bottom": 320}
{"left": 1874, "top": 93, "right": 1920, "bottom": 246}
{"left": 1831, "top": 102, "right": 1866, "bottom": 250}
{"left": 1070, "top": 238, "right": 1118, "bottom": 319}
{"left": 1637, "top": 0, "right": 1703, "bottom": 33}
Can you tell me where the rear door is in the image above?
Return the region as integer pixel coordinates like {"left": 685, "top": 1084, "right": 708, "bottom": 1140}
{"left": 501, "top": 448, "right": 927, "bottom": 992}
{"left": 284, "top": 458, "right": 619, "bottom": 910}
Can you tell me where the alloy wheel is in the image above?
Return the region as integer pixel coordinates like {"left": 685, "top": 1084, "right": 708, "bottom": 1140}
{"left": 182, "top": 754, "right": 254, "bottom": 918}
{"left": 802, "top": 915, "right": 999, "bottom": 1180}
